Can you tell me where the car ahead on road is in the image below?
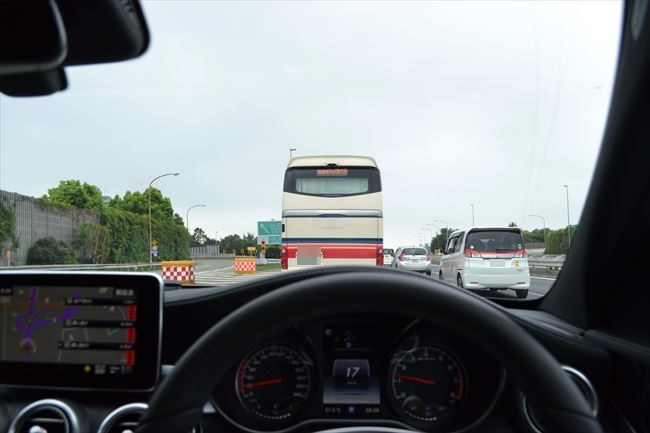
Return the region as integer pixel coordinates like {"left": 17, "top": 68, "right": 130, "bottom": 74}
{"left": 382, "top": 248, "right": 394, "bottom": 265}
{"left": 439, "top": 227, "right": 530, "bottom": 298}
{"left": 392, "top": 246, "right": 432, "bottom": 275}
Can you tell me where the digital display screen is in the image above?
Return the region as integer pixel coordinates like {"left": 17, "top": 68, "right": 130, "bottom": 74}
{"left": 0, "top": 273, "right": 162, "bottom": 391}
{"left": 322, "top": 323, "right": 381, "bottom": 417}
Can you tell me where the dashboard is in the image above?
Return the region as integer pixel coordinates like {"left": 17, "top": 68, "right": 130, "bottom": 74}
{"left": 212, "top": 317, "right": 504, "bottom": 432}
{"left": 0, "top": 270, "right": 611, "bottom": 433}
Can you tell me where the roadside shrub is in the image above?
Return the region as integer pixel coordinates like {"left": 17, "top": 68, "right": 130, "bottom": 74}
{"left": 27, "top": 237, "right": 77, "bottom": 265}
{"left": 265, "top": 246, "right": 280, "bottom": 259}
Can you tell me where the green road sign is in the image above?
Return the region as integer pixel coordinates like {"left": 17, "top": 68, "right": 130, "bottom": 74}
{"left": 257, "top": 220, "right": 282, "bottom": 245}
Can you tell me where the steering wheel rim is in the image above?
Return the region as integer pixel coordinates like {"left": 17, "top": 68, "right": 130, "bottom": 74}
{"left": 137, "top": 269, "right": 603, "bottom": 433}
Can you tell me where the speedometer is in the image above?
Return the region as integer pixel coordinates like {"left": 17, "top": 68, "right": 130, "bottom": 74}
{"left": 390, "top": 345, "right": 465, "bottom": 423}
{"left": 235, "top": 344, "right": 313, "bottom": 421}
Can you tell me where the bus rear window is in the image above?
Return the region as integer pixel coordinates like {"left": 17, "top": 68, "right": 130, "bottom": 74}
{"left": 284, "top": 167, "right": 381, "bottom": 196}
{"left": 466, "top": 230, "right": 525, "bottom": 252}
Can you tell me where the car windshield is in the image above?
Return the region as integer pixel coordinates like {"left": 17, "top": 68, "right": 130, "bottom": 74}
{"left": 0, "top": 1, "right": 623, "bottom": 301}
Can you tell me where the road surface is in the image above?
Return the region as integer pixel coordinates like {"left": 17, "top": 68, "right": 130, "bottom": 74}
{"left": 191, "top": 259, "right": 555, "bottom": 300}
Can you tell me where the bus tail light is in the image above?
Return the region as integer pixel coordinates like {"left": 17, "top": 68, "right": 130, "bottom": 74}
{"left": 281, "top": 246, "right": 288, "bottom": 269}
{"left": 376, "top": 247, "right": 384, "bottom": 266}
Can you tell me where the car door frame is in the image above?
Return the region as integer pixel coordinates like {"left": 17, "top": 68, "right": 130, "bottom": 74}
{"left": 442, "top": 233, "right": 460, "bottom": 282}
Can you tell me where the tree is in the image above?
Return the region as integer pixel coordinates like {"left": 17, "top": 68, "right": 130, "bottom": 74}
{"left": 219, "top": 232, "right": 257, "bottom": 255}
{"left": 430, "top": 228, "right": 456, "bottom": 253}
{"left": 0, "top": 200, "right": 20, "bottom": 263}
{"left": 27, "top": 237, "right": 77, "bottom": 265}
{"left": 544, "top": 227, "right": 576, "bottom": 254}
{"left": 0, "top": 200, "right": 16, "bottom": 244}
{"left": 191, "top": 227, "right": 208, "bottom": 246}
{"left": 43, "top": 180, "right": 104, "bottom": 212}
{"left": 73, "top": 222, "right": 109, "bottom": 264}
{"left": 522, "top": 229, "right": 546, "bottom": 243}
{"left": 108, "top": 188, "right": 176, "bottom": 222}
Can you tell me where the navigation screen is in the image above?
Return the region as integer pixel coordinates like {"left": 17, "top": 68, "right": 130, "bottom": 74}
{"left": 2, "top": 285, "right": 137, "bottom": 368}
{"left": 0, "top": 273, "right": 162, "bottom": 391}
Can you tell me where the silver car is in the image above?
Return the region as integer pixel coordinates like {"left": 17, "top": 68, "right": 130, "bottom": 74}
{"left": 392, "top": 246, "right": 432, "bottom": 275}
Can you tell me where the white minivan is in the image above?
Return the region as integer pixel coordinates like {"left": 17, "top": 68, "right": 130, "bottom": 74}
{"left": 439, "top": 227, "right": 531, "bottom": 298}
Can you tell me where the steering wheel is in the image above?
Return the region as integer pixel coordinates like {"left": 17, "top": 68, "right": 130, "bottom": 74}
{"left": 137, "top": 270, "right": 603, "bottom": 433}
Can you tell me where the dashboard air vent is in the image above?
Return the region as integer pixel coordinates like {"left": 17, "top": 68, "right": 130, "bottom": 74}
{"left": 8, "top": 399, "right": 80, "bottom": 433}
{"left": 97, "top": 403, "right": 147, "bottom": 433}
{"left": 98, "top": 403, "right": 202, "bottom": 433}
{"left": 523, "top": 365, "right": 599, "bottom": 433}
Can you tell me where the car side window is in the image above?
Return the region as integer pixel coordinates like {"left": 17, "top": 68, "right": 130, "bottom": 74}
{"left": 446, "top": 236, "right": 456, "bottom": 254}
{"left": 455, "top": 232, "right": 465, "bottom": 253}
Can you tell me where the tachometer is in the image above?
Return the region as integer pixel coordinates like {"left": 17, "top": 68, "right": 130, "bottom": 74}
{"left": 235, "top": 344, "right": 313, "bottom": 421}
{"left": 390, "top": 345, "right": 465, "bottom": 423}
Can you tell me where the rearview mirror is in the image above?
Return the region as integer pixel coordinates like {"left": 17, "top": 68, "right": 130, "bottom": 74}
{"left": 0, "top": 0, "right": 67, "bottom": 76}
{"left": 1, "top": 0, "right": 150, "bottom": 96}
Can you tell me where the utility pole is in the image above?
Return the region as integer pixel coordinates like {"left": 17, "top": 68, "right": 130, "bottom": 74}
{"left": 563, "top": 185, "right": 571, "bottom": 249}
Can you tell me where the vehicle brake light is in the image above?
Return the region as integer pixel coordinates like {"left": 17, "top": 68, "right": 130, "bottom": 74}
{"left": 376, "top": 247, "right": 384, "bottom": 267}
{"left": 281, "top": 246, "right": 288, "bottom": 270}
{"left": 399, "top": 253, "right": 405, "bottom": 262}
{"left": 514, "top": 249, "right": 528, "bottom": 258}
{"left": 463, "top": 248, "right": 481, "bottom": 258}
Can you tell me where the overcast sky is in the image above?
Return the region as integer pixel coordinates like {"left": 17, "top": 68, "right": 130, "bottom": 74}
{"left": 0, "top": 1, "right": 622, "bottom": 248}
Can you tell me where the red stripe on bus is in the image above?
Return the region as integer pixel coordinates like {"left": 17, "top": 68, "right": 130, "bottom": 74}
{"left": 285, "top": 245, "right": 381, "bottom": 259}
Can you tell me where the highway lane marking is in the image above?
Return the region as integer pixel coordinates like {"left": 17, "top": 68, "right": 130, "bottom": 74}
{"left": 195, "top": 266, "right": 234, "bottom": 274}
{"left": 531, "top": 276, "right": 556, "bottom": 281}
{"left": 194, "top": 268, "right": 280, "bottom": 286}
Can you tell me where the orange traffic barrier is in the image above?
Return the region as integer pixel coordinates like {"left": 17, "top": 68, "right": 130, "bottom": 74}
{"left": 234, "top": 257, "right": 256, "bottom": 274}
{"left": 161, "top": 260, "right": 196, "bottom": 285}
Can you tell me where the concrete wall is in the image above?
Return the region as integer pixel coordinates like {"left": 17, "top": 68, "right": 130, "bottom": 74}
{"left": 1, "top": 190, "right": 100, "bottom": 266}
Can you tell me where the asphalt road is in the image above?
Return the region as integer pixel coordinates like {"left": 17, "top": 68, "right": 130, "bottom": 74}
{"left": 193, "top": 258, "right": 234, "bottom": 273}
{"left": 192, "top": 259, "right": 555, "bottom": 300}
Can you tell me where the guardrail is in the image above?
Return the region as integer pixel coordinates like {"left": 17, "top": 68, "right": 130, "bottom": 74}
{"left": 0, "top": 263, "right": 162, "bottom": 272}
{"left": 528, "top": 260, "right": 564, "bottom": 273}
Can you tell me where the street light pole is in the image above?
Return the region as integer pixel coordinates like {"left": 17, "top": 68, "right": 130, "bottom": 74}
{"left": 421, "top": 227, "right": 433, "bottom": 249}
{"left": 186, "top": 204, "right": 206, "bottom": 233}
{"left": 470, "top": 203, "right": 475, "bottom": 226}
{"left": 529, "top": 214, "right": 547, "bottom": 249}
{"left": 289, "top": 148, "right": 297, "bottom": 159}
{"left": 427, "top": 223, "right": 440, "bottom": 252}
{"left": 435, "top": 219, "right": 449, "bottom": 246}
{"left": 148, "top": 172, "right": 180, "bottom": 263}
{"left": 416, "top": 232, "right": 425, "bottom": 246}
{"left": 563, "top": 185, "right": 571, "bottom": 249}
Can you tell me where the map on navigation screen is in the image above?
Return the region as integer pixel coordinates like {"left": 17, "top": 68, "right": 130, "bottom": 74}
{"left": 0, "top": 285, "right": 137, "bottom": 371}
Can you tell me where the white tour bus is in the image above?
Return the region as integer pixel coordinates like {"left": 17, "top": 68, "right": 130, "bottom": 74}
{"left": 281, "top": 155, "right": 384, "bottom": 270}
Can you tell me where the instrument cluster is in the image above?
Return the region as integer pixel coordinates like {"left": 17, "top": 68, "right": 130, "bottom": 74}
{"left": 213, "top": 315, "right": 504, "bottom": 432}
